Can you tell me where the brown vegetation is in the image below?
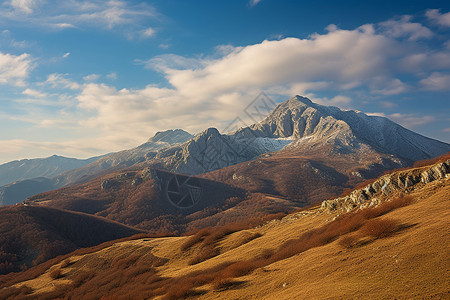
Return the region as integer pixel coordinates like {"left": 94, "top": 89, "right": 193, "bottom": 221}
{"left": 412, "top": 152, "right": 450, "bottom": 168}
{"left": 49, "top": 268, "right": 62, "bottom": 279}
{"left": 1, "top": 189, "right": 441, "bottom": 299}
{"left": 0, "top": 205, "right": 143, "bottom": 275}
{"left": 359, "top": 218, "right": 401, "bottom": 239}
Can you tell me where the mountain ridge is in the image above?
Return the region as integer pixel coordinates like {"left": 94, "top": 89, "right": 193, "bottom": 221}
{"left": 2, "top": 96, "right": 450, "bottom": 206}
{"left": 0, "top": 155, "right": 101, "bottom": 187}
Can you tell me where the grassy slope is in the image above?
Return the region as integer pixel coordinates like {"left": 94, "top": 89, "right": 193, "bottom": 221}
{"left": 5, "top": 171, "right": 448, "bottom": 299}
{"left": 0, "top": 205, "right": 144, "bottom": 274}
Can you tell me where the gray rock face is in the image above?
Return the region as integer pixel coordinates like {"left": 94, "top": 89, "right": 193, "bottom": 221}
{"left": 154, "top": 96, "right": 449, "bottom": 176}
{"left": 321, "top": 159, "right": 450, "bottom": 212}
{"left": 146, "top": 129, "right": 193, "bottom": 145}
{"left": 157, "top": 128, "right": 260, "bottom": 174}
{"left": 53, "top": 129, "right": 193, "bottom": 187}
{"left": 235, "top": 95, "right": 450, "bottom": 162}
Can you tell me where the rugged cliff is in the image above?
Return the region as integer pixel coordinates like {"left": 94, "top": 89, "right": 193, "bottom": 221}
{"left": 321, "top": 159, "right": 450, "bottom": 212}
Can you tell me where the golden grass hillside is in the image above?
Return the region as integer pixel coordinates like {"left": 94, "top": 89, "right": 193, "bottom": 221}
{"left": 1, "top": 162, "right": 449, "bottom": 299}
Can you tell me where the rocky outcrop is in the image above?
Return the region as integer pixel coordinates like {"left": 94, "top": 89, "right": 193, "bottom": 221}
{"left": 158, "top": 128, "right": 263, "bottom": 175}
{"left": 100, "top": 169, "right": 158, "bottom": 190}
{"left": 321, "top": 159, "right": 450, "bottom": 212}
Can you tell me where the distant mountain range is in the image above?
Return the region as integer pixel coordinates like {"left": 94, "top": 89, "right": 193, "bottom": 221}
{"left": 1, "top": 95, "right": 449, "bottom": 207}
{"left": 0, "top": 129, "right": 193, "bottom": 205}
{"left": 0, "top": 155, "right": 100, "bottom": 187}
{"left": 15, "top": 96, "right": 449, "bottom": 237}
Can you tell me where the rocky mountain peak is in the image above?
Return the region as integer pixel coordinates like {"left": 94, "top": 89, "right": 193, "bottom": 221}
{"left": 147, "top": 129, "right": 193, "bottom": 144}
{"left": 289, "top": 95, "right": 315, "bottom": 106}
{"left": 195, "top": 127, "right": 221, "bottom": 140}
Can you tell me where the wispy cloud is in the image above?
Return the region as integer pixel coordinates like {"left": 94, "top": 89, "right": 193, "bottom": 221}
{"left": 379, "top": 15, "right": 433, "bottom": 41}
{"left": 249, "top": 0, "right": 262, "bottom": 7}
{"left": 0, "top": 51, "right": 33, "bottom": 86}
{"left": 83, "top": 74, "right": 101, "bottom": 82}
{"left": 368, "top": 112, "right": 435, "bottom": 128}
{"left": 38, "top": 14, "right": 449, "bottom": 156}
{"left": 2, "top": 12, "right": 450, "bottom": 160}
{"left": 426, "top": 9, "right": 450, "bottom": 27}
{"left": 8, "top": 0, "right": 39, "bottom": 14}
{"left": 141, "top": 27, "right": 156, "bottom": 38}
{"left": 45, "top": 73, "right": 81, "bottom": 90}
{"left": 0, "top": 0, "right": 159, "bottom": 36}
{"left": 106, "top": 72, "right": 117, "bottom": 80}
{"left": 22, "top": 88, "right": 46, "bottom": 98}
{"left": 420, "top": 72, "right": 450, "bottom": 91}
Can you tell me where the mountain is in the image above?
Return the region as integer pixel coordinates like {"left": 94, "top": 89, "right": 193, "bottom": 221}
{"left": 51, "top": 129, "right": 193, "bottom": 187}
{"left": 0, "top": 155, "right": 100, "bottom": 187}
{"left": 155, "top": 96, "right": 449, "bottom": 175}
{"left": 0, "top": 205, "right": 144, "bottom": 275}
{"left": 0, "top": 129, "right": 193, "bottom": 206}
{"left": 3, "top": 156, "right": 448, "bottom": 299}
{"left": 6, "top": 96, "right": 449, "bottom": 207}
{"left": 24, "top": 168, "right": 291, "bottom": 233}
{"left": 0, "top": 177, "right": 55, "bottom": 206}
{"left": 152, "top": 96, "right": 449, "bottom": 203}
{"left": 245, "top": 96, "right": 448, "bottom": 161}
{"left": 21, "top": 96, "right": 450, "bottom": 231}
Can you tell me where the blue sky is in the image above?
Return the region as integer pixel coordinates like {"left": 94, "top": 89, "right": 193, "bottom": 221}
{"left": 0, "top": 0, "right": 449, "bottom": 163}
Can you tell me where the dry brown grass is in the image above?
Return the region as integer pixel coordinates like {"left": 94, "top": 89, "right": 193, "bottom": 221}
{"left": 0, "top": 194, "right": 417, "bottom": 299}
{"left": 183, "top": 222, "right": 266, "bottom": 265}
{"left": 360, "top": 218, "right": 400, "bottom": 238}
{"left": 412, "top": 152, "right": 450, "bottom": 168}
{"left": 338, "top": 235, "right": 361, "bottom": 249}
{"left": 49, "top": 268, "right": 62, "bottom": 279}
{"left": 60, "top": 259, "right": 71, "bottom": 268}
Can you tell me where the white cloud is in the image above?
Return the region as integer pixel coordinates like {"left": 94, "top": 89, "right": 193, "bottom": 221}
{"left": 370, "top": 77, "right": 408, "bottom": 95}
{"left": 8, "top": 0, "right": 38, "bottom": 14}
{"left": 83, "top": 73, "right": 101, "bottom": 82}
{"left": 106, "top": 72, "right": 117, "bottom": 80}
{"left": 370, "top": 112, "right": 435, "bottom": 128}
{"left": 0, "top": 1, "right": 158, "bottom": 35}
{"left": 54, "top": 23, "right": 77, "bottom": 29}
{"left": 419, "top": 72, "right": 450, "bottom": 91}
{"left": 388, "top": 113, "right": 435, "bottom": 128}
{"left": 50, "top": 16, "right": 448, "bottom": 156}
{"left": 45, "top": 73, "right": 81, "bottom": 90}
{"left": 305, "top": 94, "right": 352, "bottom": 108}
{"left": 147, "top": 24, "right": 426, "bottom": 100}
{"left": 0, "top": 51, "right": 33, "bottom": 86}
{"left": 141, "top": 27, "right": 156, "bottom": 38}
{"left": 62, "top": 52, "right": 70, "bottom": 58}
{"left": 2, "top": 13, "right": 449, "bottom": 161}
{"left": 379, "top": 15, "right": 433, "bottom": 41}
{"left": 22, "top": 88, "right": 46, "bottom": 98}
{"left": 426, "top": 9, "right": 450, "bottom": 27}
{"left": 249, "top": 0, "right": 262, "bottom": 7}
{"left": 159, "top": 43, "right": 170, "bottom": 49}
